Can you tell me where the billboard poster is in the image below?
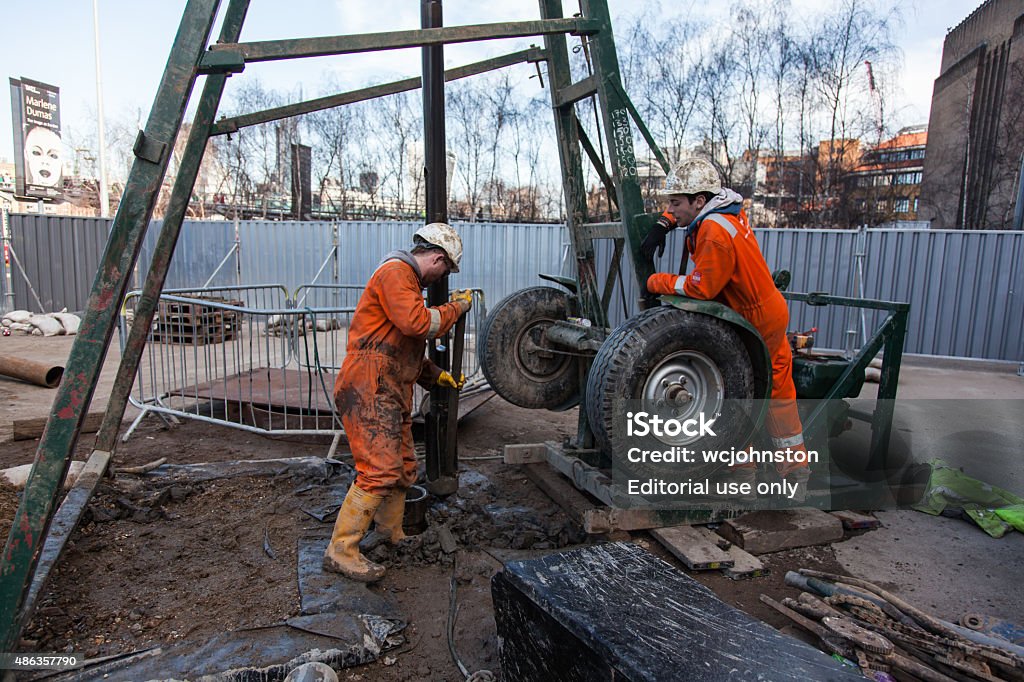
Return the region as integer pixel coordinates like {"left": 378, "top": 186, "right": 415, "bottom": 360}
{"left": 9, "top": 77, "right": 64, "bottom": 201}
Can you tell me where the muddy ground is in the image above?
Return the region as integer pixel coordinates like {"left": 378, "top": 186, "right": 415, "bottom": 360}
{"left": 0, "top": 396, "right": 866, "bottom": 680}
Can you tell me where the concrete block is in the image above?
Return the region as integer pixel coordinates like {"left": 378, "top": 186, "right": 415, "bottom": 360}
{"left": 717, "top": 509, "right": 844, "bottom": 555}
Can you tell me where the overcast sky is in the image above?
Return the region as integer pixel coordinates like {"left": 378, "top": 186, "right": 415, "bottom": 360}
{"left": 0, "top": 0, "right": 977, "bottom": 166}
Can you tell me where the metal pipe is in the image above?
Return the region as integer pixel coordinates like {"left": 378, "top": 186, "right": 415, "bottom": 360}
{"left": 92, "top": 0, "right": 110, "bottom": 218}
{"left": 422, "top": 0, "right": 457, "bottom": 496}
{"left": 204, "top": 18, "right": 594, "bottom": 63}
{"left": 0, "top": 356, "right": 64, "bottom": 389}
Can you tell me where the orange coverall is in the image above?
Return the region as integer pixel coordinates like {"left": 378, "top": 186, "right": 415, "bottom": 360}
{"left": 333, "top": 253, "right": 463, "bottom": 495}
{"left": 649, "top": 210, "right": 808, "bottom": 472}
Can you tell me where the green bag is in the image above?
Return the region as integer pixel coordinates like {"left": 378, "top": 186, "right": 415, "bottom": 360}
{"left": 913, "top": 460, "right": 1024, "bottom": 538}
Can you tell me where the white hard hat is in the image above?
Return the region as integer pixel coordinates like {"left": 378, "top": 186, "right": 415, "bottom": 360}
{"left": 414, "top": 222, "right": 463, "bottom": 273}
{"left": 659, "top": 158, "right": 722, "bottom": 197}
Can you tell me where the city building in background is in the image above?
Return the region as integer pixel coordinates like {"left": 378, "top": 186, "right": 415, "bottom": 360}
{"left": 846, "top": 126, "right": 928, "bottom": 227}
{"left": 919, "top": 0, "right": 1024, "bottom": 229}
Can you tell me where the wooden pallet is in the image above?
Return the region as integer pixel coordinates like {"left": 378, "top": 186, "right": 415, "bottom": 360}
{"left": 152, "top": 297, "right": 242, "bottom": 345}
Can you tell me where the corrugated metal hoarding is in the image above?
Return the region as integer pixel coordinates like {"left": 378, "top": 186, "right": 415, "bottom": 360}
{"left": 8, "top": 214, "right": 109, "bottom": 313}
{"left": 0, "top": 223, "right": 9, "bottom": 314}
{"left": 6, "top": 213, "right": 1022, "bottom": 362}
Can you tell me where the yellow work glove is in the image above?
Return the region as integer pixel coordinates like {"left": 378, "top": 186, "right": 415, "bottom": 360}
{"left": 449, "top": 289, "right": 473, "bottom": 313}
{"left": 437, "top": 370, "right": 466, "bottom": 390}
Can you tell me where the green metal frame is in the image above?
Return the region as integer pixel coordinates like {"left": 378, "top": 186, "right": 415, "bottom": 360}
{"left": 210, "top": 48, "right": 546, "bottom": 136}
{"left": 783, "top": 291, "right": 910, "bottom": 470}
{"left": 0, "top": 0, "right": 914, "bottom": 651}
{"left": 0, "top": 0, "right": 617, "bottom": 653}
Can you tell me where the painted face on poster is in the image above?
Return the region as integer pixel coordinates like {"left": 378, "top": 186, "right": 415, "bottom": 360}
{"left": 24, "top": 125, "right": 63, "bottom": 188}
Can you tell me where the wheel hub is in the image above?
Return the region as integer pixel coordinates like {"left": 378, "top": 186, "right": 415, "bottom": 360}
{"left": 516, "top": 320, "right": 569, "bottom": 381}
{"left": 642, "top": 350, "right": 725, "bottom": 445}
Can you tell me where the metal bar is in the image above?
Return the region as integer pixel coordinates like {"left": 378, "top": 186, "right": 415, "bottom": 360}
{"left": 580, "top": 222, "right": 624, "bottom": 240}
{"left": 575, "top": 120, "right": 617, "bottom": 210}
{"left": 444, "top": 312, "right": 467, "bottom": 477}
{"left": 869, "top": 306, "right": 908, "bottom": 470}
{"left": 0, "top": 0, "right": 222, "bottom": 654}
{"left": 294, "top": 246, "right": 338, "bottom": 308}
{"left": 205, "top": 18, "right": 596, "bottom": 63}
{"left": 581, "top": 0, "right": 650, "bottom": 297}
{"left": 202, "top": 242, "right": 241, "bottom": 288}
{"left": 17, "top": 450, "right": 111, "bottom": 633}
{"left": 601, "top": 238, "right": 623, "bottom": 315}
{"left": 855, "top": 226, "right": 869, "bottom": 345}
{"left": 553, "top": 74, "right": 598, "bottom": 108}
{"left": 539, "top": 0, "right": 607, "bottom": 451}
{"left": 5, "top": 239, "right": 46, "bottom": 312}
{"left": 422, "top": 0, "right": 457, "bottom": 496}
{"left": 1014, "top": 153, "right": 1024, "bottom": 231}
{"left": 539, "top": 0, "right": 603, "bottom": 329}
{"left": 783, "top": 291, "right": 910, "bottom": 313}
{"left": 94, "top": 0, "right": 250, "bottom": 456}
{"left": 211, "top": 48, "right": 543, "bottom": 135}
{"left": 0, "top": 209, "right": 12, "bottom": 313}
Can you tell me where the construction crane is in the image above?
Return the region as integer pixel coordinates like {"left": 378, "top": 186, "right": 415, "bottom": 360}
{"left": 864, "top": 60, "right": 884, "bottom": 146}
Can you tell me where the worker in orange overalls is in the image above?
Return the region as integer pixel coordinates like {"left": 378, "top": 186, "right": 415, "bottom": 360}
{"left": 642, "top": 158, "right": 810, "bottom": 493}
{"left": 325, "top": 223, "right": 473, "bottom": 582}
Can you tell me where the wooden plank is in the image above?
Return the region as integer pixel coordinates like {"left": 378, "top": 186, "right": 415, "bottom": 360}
{"left": 717, "top": 509, "right": 844, "bottom": 555}
{"left": 13, "top": 411, "right": 107, "bottom": 441}
{"left": 650, "top": 525, "right": 734, "bottom": 570}
{"left": 830, "top": 510, "right": 880, "bottom": 530}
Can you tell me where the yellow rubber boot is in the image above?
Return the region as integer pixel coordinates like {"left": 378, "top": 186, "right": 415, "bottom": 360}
{"left": 323, "top": 485, "right": 386, "bottom": 582}
{"left": 373, "top": 488, "right": 408, "bottom": 544}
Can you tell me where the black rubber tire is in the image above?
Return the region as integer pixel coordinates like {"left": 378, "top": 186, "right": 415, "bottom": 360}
{"left": 478, "top": 287, "right": 581, "bottom": 410}
{"left": 586, "top": 306, "right": 756, "bottom": 469}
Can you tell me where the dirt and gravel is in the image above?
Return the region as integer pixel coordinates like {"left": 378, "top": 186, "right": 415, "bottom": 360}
{"left": 0, "top": 395, "right": 873, "bottom": 681}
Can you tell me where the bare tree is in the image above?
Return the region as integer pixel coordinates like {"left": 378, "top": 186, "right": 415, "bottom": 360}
{"left": 808, "top": 0, "right": 900, "bottom": 225}
{"left": 367, "top": 92, "right": 420, "bottom": 215}
{"left": 730, "top": 0, "right": 771, "bottom": 194}
{"left": 305, "top": 76, "right": 369, "bottom": 218}
{"left": 620, "top": 15, "right": 706, "bottom": 166}
{"left": 764, "top": 0, "right": 797, "bottom": 226}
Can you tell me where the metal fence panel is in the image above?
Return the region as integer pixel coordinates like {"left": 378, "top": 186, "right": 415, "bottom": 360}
{"left": 8, "top": 213, "right": 1022, "bottom": 361}
{"left": 8, "top": 214, "right": 110, "bottom": 313}
{"left": 451, "top": 221, "right": 568, "bottom": 309}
